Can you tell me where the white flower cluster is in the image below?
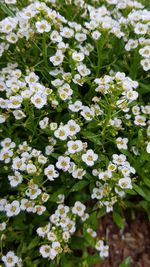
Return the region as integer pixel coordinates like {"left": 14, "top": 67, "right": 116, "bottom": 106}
{"left": 37, "top": 201, "right": 89, "bottom": 259}
{"left": 0, "top": 0, "right": 150, "bottom": 265}
{"left": 91, "top": 154, "right": 135, "bottom": 212}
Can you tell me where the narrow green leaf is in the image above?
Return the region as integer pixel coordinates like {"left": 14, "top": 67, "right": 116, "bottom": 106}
{"left": 119, "top": 256, "right": 131, "bottom": 267}
{"left": 70, "top": 180, "right": 89, "bottom": 192}
{"left": 113, "top": 211, "right": 125, "bottom": 229}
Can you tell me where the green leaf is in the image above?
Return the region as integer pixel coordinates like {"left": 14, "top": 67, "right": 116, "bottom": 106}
{"left": 119, "top": 256, "right": 131, "bottom": 267}
{"left": 133, "top": 184, "right": 150, "bottom": 202}
{"left": 139, "top": 83, "right": 150, "bottom": 94}
{"left": 81, "top": 130, "right": 102, "bottom": 145}
{"left": 70, "top": 180, "right": 89, "bottom": 192}
{"left": 0, "top": 3, "right": 15, "bottom": 17}
{"left": 113, "top": 211, "right": 125, "bottom": 229}
{"left": 27, "top": 237, "right": 39, "bottom": 250}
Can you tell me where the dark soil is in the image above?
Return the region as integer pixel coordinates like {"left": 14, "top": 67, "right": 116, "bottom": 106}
{"left": 94, "top": 213, "right": 150, "bottom": 267}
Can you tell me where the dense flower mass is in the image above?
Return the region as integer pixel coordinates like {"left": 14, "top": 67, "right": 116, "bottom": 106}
{"left": 0, "top": 0, "right": 150, "bottom": 266}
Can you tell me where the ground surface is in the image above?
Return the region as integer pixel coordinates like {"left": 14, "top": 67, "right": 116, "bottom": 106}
{"left": 94, "top": 213, "right": 150, "bottom": 267}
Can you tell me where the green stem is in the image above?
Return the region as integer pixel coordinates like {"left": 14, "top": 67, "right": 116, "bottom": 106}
{"left": 42, "top": 33, "right": 48, "bottom": 67}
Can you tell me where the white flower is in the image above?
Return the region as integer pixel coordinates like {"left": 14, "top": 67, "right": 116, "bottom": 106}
{"left": 8, "top": 171, "right": 23, "bottom": 187}
{"left": 72, "top": 201, "right": 86, "bottom": 217}
{"left": 38, "top": 155, "right": 47, "bottom": 165}
{"left": 112, "top": 154, "right": 126, "bottom": 165}
{"left": 126, "top": 90, "right": 138, "bottom": 102}
{"left": 98, "top": 170, "right": 112, "bottom": 181}
{"left": 31, "top": 94, "right": 47, "bottom": 109}
{"left": 67, "top": 140, "right": 83, "bottom": 154}
{"left": 134, "top": 23, "right": 148, "bottom": 35}
{"left": 26, "top": 184, "right": 41, "bottom": 200}
{"left": 68, "top": 100, "right": 83, "bottom": 112}
{"left": 39, "top": 245, "right": 51, "bottom": 258}
{"left": 82, "top": 149, "right": 98, "bottom": 166}
{"left": 13, "top": 110, "right": 26, "bottom": 120}
{"left": 42, "top": 193, "right": 49, "bottom": 203}
{"left": 72, "top": 51, "right": 85, "bottom": 62}
{"left": 116, "top": 137, "right": 128, "bottom": 150}
{"left": 146, "top": 142, "right": 150, "bottom": 153}
{"left": 66, "top": 119, "right": 81, "bottom": 136}
{"left": 91, "top": 188, "right": 103, "bottom": 200}
{"left": 56, "top": 156, "right": 70, "bottom": 171}
{"left": 2, "top": 251, "right": 19, "bottom": 267}
{"left": 35, "top": 20, "right": 51, "bottom": 33}
{"left": 50, "top": 30, "right": 62, "bottom": 43}
{"left": 8, "top": 96, "right": 22, "bottom": 109}
{"left": 118, "top": 177, "right": 132, "bottom": 189}
{"left": 91, "top": 30, "right": 101, "bottom": 40}
{"left": 87, "top": 228, "right": 97, "bottom": 238}
{"left": 134, "top": 115, "right": 146, "bottom": 126}
{"left": 0, "top": 222, "right": 6, "bottom": 231}
{"left": 54, "top": 125, "right": 69, "bottom": 140}
{"left": 140, "top": 58, "right": 150, "bottom": 71}
{"left": 44, "top": 164, "right": 59, "bottom": 180}
{"left": 60, "top": 27, "right": 74, "bottom": 38}
{"left": 6, "top": 33, "right": 18, "bottom": 44}
{"left": 72, "top": 168, "right": 86, "bottom": 179}
{"left": 49, "top": 50, "right": 64, "bottom": 66}
{"left": 25, "top": 72, "right": 39, "bottom": 84}
{"left": 80, "top": 106, "right": 95, "bottom": 121}
{"left": 75, "top": 32, "right": 87, "bottom": 42}
{"left": 26, "top": 163, "right": 37, "bottom": 174}
{"left": 55, "top": 204, "right": 69, "bottom": 217}
{"left": 5, "top": 200, "right": 20, "bottom": 217}
{"left": 77, "top": 64, "right": 91, "bottom": 76}
{"left": 95, "top": 240, "right": 104, "bottom": 251}
{"left": 100, "top": 245, "right": 109, "bottom": 258}
{"left": 39, "top": 117, "right": 49, "bottom": 129}
{"left": 0, "top": 199, "right": 7, "bottom": 211}
{"left": 139, "top": 46, "right": 150, "bottom": 58}
{"left": 33, "top": 205, "right": 46, "bottom": 215}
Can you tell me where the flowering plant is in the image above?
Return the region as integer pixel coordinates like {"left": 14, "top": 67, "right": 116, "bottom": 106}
{"left": 0, "top": 0, "right": 150, "bottom": 266}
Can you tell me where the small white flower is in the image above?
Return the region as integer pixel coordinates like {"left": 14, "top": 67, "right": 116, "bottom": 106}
{"left": 72, "top": 201, "right": 86, "bottom": 217}
{"left": 54, "top": 125, "right": 69, "bottom": 140}
{"left": 44, "top": 164, "right": 59, "bottom": 180}
{"left": 134, "top": 115, "right": 146, "bottom": 126}
{"left": 39, "top": 245, "right": 51, "bottom": 258}
{"left": 72, "top": 51, "right": 85, "bottom": 62}
{"left": 112, "top": 154, "right": 126, "bottom": 165}
{"left": 82, "top": 149, "right": 98, "bottom": 166}
{"left": 80, "top": 106, "right": 95, "bottom": 121}
{"left": 118, "top": 177, "right": 132, "bottom": 189}
{"left": 35, "top": 20, "right": 51, "bottom": 33}
{"left": 68, "top": 100, "right": 83, "bottom": 112}
{"left": 31, "top": 94, "right": 47, "bottom": 109}
{"left": 77, "top": 64, "right": 91, "bottom": 76}
{"left": 5, "top": 200, "right": 20, "bottom": 217}
{"left": 60, "top": 27, "right": 74, "bottom": 38}
{"left": 13, "top": 110, "right": 26, "bottom": 120}
{"left": 49, "top": 50, "right": 64, "bottom": 66}
{"left": 26, "top": 163, "right": 37, "bottom": 174}
{"left": 146, "top": 142, "right": 150, "bottom": 153}
{"left": 100, "top": 245, "right": 109, "bottom": 258}
{"left": 66, "top": 119, "right": 81, "bottom": 136}
{"left": 56, "top": 156, "right": 70, "bottom": 171}
{"left": 2, "top": 251, "right": 19, "bottom": 267}
{"left": 0, "top": 222, "right": 6, "bottom": 231}
{"left": 67, "top": 140, "right": 83, "bottom": 154}
{"left": 116, "top": 137, "right": 128, "bottom": 150}
{"left": 91, "top": 30, "right": 101, "bottom": 40}
{"left": 8, "top": 171, "right": 23, "bottom": 187}
{"left": 140, "top": 58, "right": 150, "bottom": 71}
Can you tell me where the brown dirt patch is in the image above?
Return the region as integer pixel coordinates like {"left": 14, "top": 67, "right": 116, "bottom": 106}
{"left": 93, "top": 213, "right": 150, "bottom": 267}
